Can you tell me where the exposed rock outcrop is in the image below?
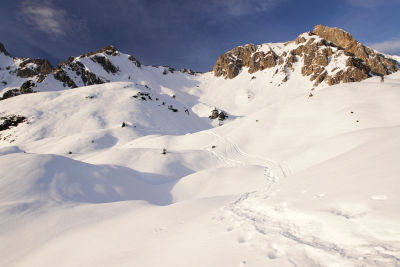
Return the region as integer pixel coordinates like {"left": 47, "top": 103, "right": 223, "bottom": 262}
{"left": 50, "top": 45, "right": 146, "bottom": 87}
{"left": 213, "top": 44, "right": 256, "bottom": 79}
{"left": 0, "top": 42, "right": 10, "bottom": 56}
{"left": 53, "top": 69, "right": 78, "bottom": 88}
{"left": 0, "top": 115, "right": 26, "bottom": 131}
{"left": 161, "top": 66, "right": 176, "bottom": 75}
{"left": 313, "top": 25, "right": 398, "bottom": 76}
{"left": 128, "top": 55, "right": 141, "bottom": 68}
{"left": 55, "top": 57, "right": 104, "bottom": 87}
{"left": 85, "top": 45, "right": 141, "bottom": 68}
{"left": 2, "top": 89, "right": 25, "bottom": 100}
{"left": 90, "top": 55, "right": 119, "bottom": 74}
{"left": 294, "top": 32, "right": 372, "bottom": 86}
{"left": 213, "top": 25, "right": 399, "bottom": 86}
{"left": 1, "top": 80, "right": 36, "bottom": 100}
{"left": 209, "top": 108, "right": 228, "bottom": 121}
{"left": 179, "top": 68, "right": 195, "bottom": 75}
{"left": 17, "top": 58, "right": 54, "bottom": 78}
{"left": 82, "top": 45, "right": 120, "bottom": 58}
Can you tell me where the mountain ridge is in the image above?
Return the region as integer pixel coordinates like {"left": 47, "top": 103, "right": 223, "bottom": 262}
{"left": 0, "top": 25, "right": 399, "bottom": 101}
{"left": 0, "top": 43, "right": 196, "bottom": 99}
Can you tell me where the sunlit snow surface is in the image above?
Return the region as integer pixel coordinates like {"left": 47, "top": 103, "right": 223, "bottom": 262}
{"left": 0, "top": 64, "right": 400, "bottom": 266}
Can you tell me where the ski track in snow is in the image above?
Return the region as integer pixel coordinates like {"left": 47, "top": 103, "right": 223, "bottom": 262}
{"left": 220, "top": 196, "right": 400, "bottom": 266}
{"left": 204, "top": 130, "right": 290, "bottom": 179}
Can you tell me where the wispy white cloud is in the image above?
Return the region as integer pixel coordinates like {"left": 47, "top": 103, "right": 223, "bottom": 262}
{"left": 19, "top": 0, "right": 79, "bottom": 37}
{"left": 214, "top": 0, "right": 284, "bottom": 16}
{"left": 369, "top": 40, "right": 400, "bottom": 54}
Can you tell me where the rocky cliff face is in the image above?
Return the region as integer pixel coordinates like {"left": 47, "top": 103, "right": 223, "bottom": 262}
{"left": 0, "top": 42, "right": 10, "bottom": 56}
{"left": 213, "top": 25, "right": 399, "bottom": 86}
{"left": 313, "top": 25, "right": 398, "bottom": 76}
{"left": 52, "top": 45, "right": 127, "bottom": 88}
{"left": 53, "top": 56, "right": 104, "bottom": 88}
{"left": 17, "top": 58, "right": 54, "bottom": 79}
{"left": 213, "top": 44, "right": 278, "bottom": 79}
{"left": 0, "top": 44, "right": 55, "bottom": 99}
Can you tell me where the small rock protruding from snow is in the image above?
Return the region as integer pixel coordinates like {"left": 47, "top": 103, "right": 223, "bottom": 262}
{"left": 209, "top": 108, "right": 229, "bottom": 121}
{"left": 0, "top": 115, "right": 27, "bottom": 131}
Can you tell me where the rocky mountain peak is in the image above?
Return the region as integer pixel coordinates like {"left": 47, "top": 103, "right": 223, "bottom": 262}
{"left": 313, "top": 25, "right": 356, "bottom": 51}
{"left": 213, "top": 25, "right": 399, "bottom": 87}
{"left": 80, "top": 45, "right": 120, "bottom": 58}
{"left": 97, "top": 45, "right": 118, "bottom": 55}
{"left": 312, "top": 25, "right": 398, "bottom": 76}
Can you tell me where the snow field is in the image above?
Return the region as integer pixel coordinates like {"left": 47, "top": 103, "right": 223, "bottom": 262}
{"left": 0, "top": 57, "right": 399, "bottom": 266}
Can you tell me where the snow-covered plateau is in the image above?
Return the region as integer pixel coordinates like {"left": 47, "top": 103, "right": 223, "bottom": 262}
{"left": 1, "top": 26, "right": 400, "bottom": 266}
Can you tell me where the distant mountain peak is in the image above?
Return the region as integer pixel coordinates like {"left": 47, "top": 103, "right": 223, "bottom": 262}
{"left": 79, "top": 45, "right": 120, "bottom": 58}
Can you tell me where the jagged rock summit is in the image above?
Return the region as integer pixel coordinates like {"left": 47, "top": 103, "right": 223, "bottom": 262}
{"left": 213, "top": 25, "right": 399, "bottom": 86}
{"left": 313, "top": 25, "right": 398, "bottom": 76}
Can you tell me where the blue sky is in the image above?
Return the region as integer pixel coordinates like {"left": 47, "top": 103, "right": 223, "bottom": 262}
{"left": 1, "top": 0, "right": 399, "bottom": 71}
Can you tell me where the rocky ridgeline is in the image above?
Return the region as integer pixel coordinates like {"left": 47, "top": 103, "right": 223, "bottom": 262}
{"left": 17, "top": 58, "right": 54, "bottom": 80}
{"left": 0, "top": 43, "right": 198, "bottom": 100}
{"left": 213, "top": 25, "right": 399, "bottom": 86}
{"left": 0, "top": 44, "right": 145, "bottom": 98}
{"left": 1, "top": 25, "right": 399, "bottom": 100}
{"left": 313, "top": 25, "right": 398, "bottom": 75}
{"left": 53, "top": 45, "right": 129, "bottom": 88}
{"left": 0, "top": 43, "right": 54, "bottom": 81}
{"left": 0, "top": 42, "right": 54, "bottom": 99}
{"left": 54, "top": 57, "right": 104, "bottom": 88}
{"left": 1, "top": 81, "right": 37, "bottom": 100}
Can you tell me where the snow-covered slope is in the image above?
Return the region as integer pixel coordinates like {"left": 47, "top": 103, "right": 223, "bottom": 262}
{"left": 1, "top": 26, "right": 400, "bottom": 266}
{"left": 0, "top": 81, "right": 209, "bottom": 150}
